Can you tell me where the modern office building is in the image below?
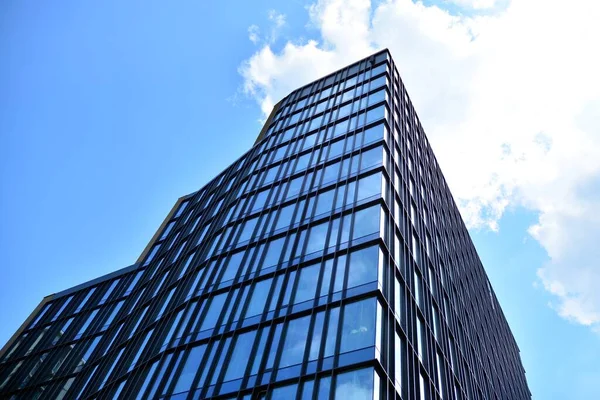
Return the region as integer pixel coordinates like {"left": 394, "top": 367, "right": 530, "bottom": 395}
{"left": 0, "top": 49, "right": 530, "bottom": 400}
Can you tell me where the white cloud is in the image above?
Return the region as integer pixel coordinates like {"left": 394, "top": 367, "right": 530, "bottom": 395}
{"left": 248, "top": 25, "right": 260, "bottom": 44}
{"left": 266, "top": 10, "right": 286, "bottom": 43}
{"left": 446, "top": 0, "right": 499, "bottom": 10}
{"left": 247, "top": 10, "right": 287, "bottom": 47}
{"left": 239, "top": 0, "right": 600, "bottom": 331}
{"left": 268, "top": 9, "right": 286, "bottom": 28}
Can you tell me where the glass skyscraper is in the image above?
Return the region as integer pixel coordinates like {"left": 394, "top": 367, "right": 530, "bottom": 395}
{"left": 0, "top": 49, "right": 530, "bottom": 400}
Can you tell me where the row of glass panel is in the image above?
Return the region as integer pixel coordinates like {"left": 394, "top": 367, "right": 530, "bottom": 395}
{"left": 1, "top": 233, "right": 384, "bottom": 395}
{"left": 115, "top": 296, "right": 381, "bottom": 399}
{"left": 150, "top": 126, "right": 387, "bottom": 276}
{"left": 263, "top": 86, "right": 387, "bottom": 159}
{"left": 268, "top": 61, "right": 388, "bottom": 136}
{"left": 162, "top": 244, "right": 382, "bottom": 348}
{"left": 242, "top": 122, "right": 386, "bottom": 204}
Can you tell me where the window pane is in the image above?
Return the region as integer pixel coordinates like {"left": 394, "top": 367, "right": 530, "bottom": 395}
{"left": 174, "top": 344, "right": 206, "bottom": 393}
{"left": 357, "top": 173, "right": 381, "bottom": 201}
{"left": 324, "top": 307, "right": 340, "bottom": 357}
{"left": 239, "top": 217, "right": 258, "bottom": 242}
{"left": 295, "top": 263, "right": 320, "bottom": 304}
{"left": 224, "top": 330, "right": 257, "bottom": 381}
{"left": 315, "top": 189, "right": 335, "bottom": 216}
{"left": 318, "top": 376, "right": 332, "bottom": 398}
{"left": 347, "top": 245, "right": 378, "bottom": 289}
{"left": 334, "top": 368, "right": 374, "bottom": 399}
{"left": 340, "top": 298, "right": 376, "bottom": 353}
{"left": 272, "top": 383, "right": 298, "bottom": 400}
{"left": 247, "top": 278, "right": 271, "bottom": 317}
{"left": 280, "top": 315, "right": 310, "bottom": 367}
{"left": 262, "top": 237, "right": 285, "bottom": 269}
{"left": 306, "top": 222, "right": 329, "bottom": 254}
{"left": 200, "top": 293, "right": 226, "bottom": 331}
{"left": 360, "top": 146, "right": 382, "bottom": 170}
{"left": 352, "top": 206, "right": 380, "bottom": 240}
{"left": 275, "top": 204, "right": 294, "bottom": 230}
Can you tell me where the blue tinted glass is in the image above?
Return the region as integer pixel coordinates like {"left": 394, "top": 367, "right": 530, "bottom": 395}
{"left": 347, "top": 246, "right": 378, "bottom": 289}
{"left": 333, "top": 119, "right": 349, "bottom": 138}
{"left": 280, "top": 315, "right": 310, "bottom": 367}
{"left": 262, "top": 237, "right": 285, "bottom": 268}
{"left": 282, "top": 127, "right": 295, "bottom": 142}
{"left": 253, "top": 190, "right": 269, "bottom": 211}
{"left": 320, "top": 87, "right": 332, "bottom": 100}
{"left": 352, "top": 206, "right": 380, "bottom": 240}
{"left": 334, "top": 368, "right": 374, "bottom": 399}
{"left": 357, "top": 173, "right": 381, "bottom": 201}
{"left": 366, "top": 105, "right": 385, "bottom": 125}
{"left": 360, "top": 146, "right": 382, "bottom": 170}
{"left": 266, "top": 323, "right": 283, "bottom": 368}
{"left": 146, "top": 353, "right": 172, "bottom": 399}
{"left": 274, "top": 145, "right": 288, "bottom": 161}
{"left": 369, "top": 76, "right": 386, "bottom": 89}
{"left": 295, "top": 263, "right": 320, "bottom": 304}
{"left": 301, "top": 380, "right": 315, "bottom": 400}
{"left": 286, "top": 177, "right": 303, "bottom": 199}
{"left": 342, "top": 89, "right": 354, "bottom": 103}
{"left": 320, "top": 259, "right": 333, "bottom": 297}
{"left": 239, "top": 217, "right": 258, "bottom": 242}
{"left": 309, "top": 115, "right": 323, "bottom": 131}
{"left": 309, "top": 311, "right": 325, "bottom": 360}
{"left": 346, "top": 75, "right": 357, "bottom": 87}
{"left": 328, "top": 140, "right": 345, "bottom": 160}
{"left": 295, "top": 154, "right": 310, "bottom": 173}
{"left": 210, "top": 337, "right": 231, "bottom": 385}
{"left": 247, "top": 278, "right": 271, "bottom": 317}
{"left": 340, "top": 298, "right": 376, "bottom": 353}
{"left": 275, "top": 204, "right": 294, "bottom": 230}
{"left": 324, "top": 307, "right": 340, "bottom": 357}
{"left": 224, "top": 330, "right": 257, "bottom": 381}
{"left": 338, "top": 103, "right": 351, "bottom": 119}
{"left": 322, "top": 162, "right": 340, "bottom": 185}
{"left": 316, "top": 100, "right": 327, "bottom": 114}
{"left": 289, "top": 112, "right": 301, "bottom": 125}
{"left": 303, "top": 133, "right": 317, "bottom": 151}
{"left": 136, "top": 361, "right": 158, "bottom": 400}
{"left": 200, "top": 293, "right": 227, "bottom": 331}
{"left": 367, "top": 89, "right": 386, "bottom": 106}
{"left": 272, "top": 383, "right": 298, "bottom": 400}
{"left": 306, "top": 222, "right": 329, "bottom": 254}
{"left": 74, "top": 336, "right": 101, "bottom": 373}
{"left": 251, "top": 328, "right": 268, "bottom": 375}
{"left": 76, "top": 309, "right": 98, "bottom": 338}
{"left": 264, "top": 166, "right": 278, "bottom": 184}
{"left": 363, "top": 123, "right": 383, "bottom": 145}
{"left": 315, "top": 190, "right": 335, "bottom": 216}
{"left": 103, "top": 301, "right": 124, "bottom": 329}
{"left": 222, "top": 252, "right": 244, "bottom": 282}
{"left": 318, "top": 376, "right": 332, "bottom": 398}
{"left": 333, "top": 255, "right": 347, "bottom": 293}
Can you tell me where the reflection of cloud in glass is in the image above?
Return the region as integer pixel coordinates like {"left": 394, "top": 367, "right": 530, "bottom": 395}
{"left": 335, "top": 368, "right": 373, "bottom": 400}
{"left": 306, "top": 222, "right": 329, "bottom": 254}
{"left": 347, "top": 246, "right": 378, "bottom": 289}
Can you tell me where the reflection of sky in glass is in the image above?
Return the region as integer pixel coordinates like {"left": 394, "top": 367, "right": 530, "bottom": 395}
{"left": 347, "top": 245, "right": 378, "bottom": 289}
{"left": 306, "top": 222, "right": 329, "bottom": 254}
{"left": 280, "top": 315, "right": 310, "bottom": 367}
{"left": 334, "top": 368, "right": 374, "bottom": 400}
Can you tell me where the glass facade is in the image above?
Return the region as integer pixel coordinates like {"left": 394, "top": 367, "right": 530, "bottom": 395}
{"left": 0, "top": 50, "right": 530, "bottom": 399}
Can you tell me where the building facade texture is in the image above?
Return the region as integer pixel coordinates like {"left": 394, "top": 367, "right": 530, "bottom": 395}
{"left": 0, "top": 50, "right": 530, "bottom": 400}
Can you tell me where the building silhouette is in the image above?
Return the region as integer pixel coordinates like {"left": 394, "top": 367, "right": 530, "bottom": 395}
{"left": 0, "top": 49, "right": 530, "bottom": 399}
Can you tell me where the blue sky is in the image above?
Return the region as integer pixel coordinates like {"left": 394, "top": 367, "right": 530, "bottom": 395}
{"left": 2, "top": 1, "right": 600, "bottom": 399}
